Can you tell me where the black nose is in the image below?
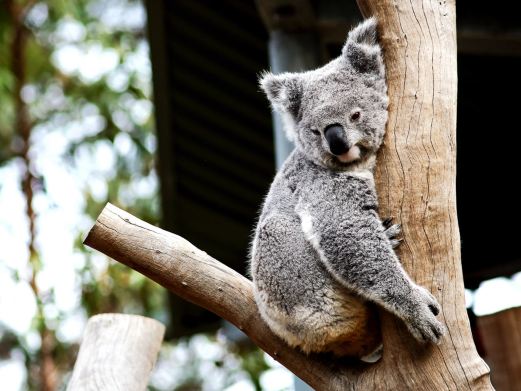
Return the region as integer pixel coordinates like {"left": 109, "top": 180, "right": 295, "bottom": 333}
{"left": 324, "top": 124, "right": 350, "bottom": 155}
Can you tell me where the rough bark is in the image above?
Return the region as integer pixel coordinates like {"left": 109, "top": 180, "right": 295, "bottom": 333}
{"left": 84, "top": 0, "right": 494, "bottom": 388}
{"left": 354, "top": 0, "right": 493, "bottom": 389}
{"left": 478, "top": 307, "right": 521, "bottom": 391}
{"left": 67, "top": 314, "right": 165, "bottom": 391}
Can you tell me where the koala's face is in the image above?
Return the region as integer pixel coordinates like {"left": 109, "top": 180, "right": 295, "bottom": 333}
{"left": 260, "top": 18, "right": 388, "bottom": 170}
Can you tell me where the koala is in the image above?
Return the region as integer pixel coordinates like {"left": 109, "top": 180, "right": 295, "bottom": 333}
{"left": 250, "top": 18, "right": 446, "bottom": 361}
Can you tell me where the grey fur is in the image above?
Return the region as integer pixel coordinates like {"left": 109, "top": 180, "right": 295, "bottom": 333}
{"left": 250, "top": 18, "right": 445, "bottom": 356}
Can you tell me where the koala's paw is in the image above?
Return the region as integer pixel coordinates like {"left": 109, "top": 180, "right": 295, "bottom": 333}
{"left": 405, "top": 286, "right": 446, "bottom": 344}
{"left": 382, "top": 217, "right": 402, "bottom": 249}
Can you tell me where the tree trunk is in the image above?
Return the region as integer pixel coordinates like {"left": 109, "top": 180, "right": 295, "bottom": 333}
{"left": 477, "top": 307, "right": 521, "bottom": 390}
{"left": 84, "top": 0, "right": 494, "bottom": 388}
{"left": 356, "top": 0, "right": 494, "bottom": 388}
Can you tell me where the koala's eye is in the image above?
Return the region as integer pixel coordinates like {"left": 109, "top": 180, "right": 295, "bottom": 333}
{"left": 351, "top": 111, "right": 361, "bottom": 121}
{"left": 310, "top": 129, "right": 320, "bottom": 136}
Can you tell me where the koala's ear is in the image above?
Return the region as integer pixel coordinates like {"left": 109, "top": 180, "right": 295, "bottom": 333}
{"left": 342, "top": 17, "right": 385, "bottom": 75}
{"left": 259, "top": 71, "right": 303, "bottom": 118}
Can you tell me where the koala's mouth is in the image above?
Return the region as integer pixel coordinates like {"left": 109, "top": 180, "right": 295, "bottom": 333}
{"left": 336, "top": 145, "right": 361, "bottom": 163}
{"left": 324, "top": 144, "right": 369, "bottom": 169}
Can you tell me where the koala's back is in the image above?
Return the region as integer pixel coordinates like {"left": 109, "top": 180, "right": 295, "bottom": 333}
{"left": 250, "top": 151, "right": 381, "bottom": 357}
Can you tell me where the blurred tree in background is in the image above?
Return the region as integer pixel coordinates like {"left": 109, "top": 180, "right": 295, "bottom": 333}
{"left": 0, "top": 0, "right": 283, "bottom": 390}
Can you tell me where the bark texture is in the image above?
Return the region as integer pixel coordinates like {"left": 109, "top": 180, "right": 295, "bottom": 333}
{"left": 67, "top": 314, "right": 164, "bottom": 391}
{"left": 354, "top": 0, "right": 493, "bottom": 389}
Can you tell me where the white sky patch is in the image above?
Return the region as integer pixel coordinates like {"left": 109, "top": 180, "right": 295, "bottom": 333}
{"left": 0, "top": 350, "right": 26, "bottom": 391}
{"left": 129, "top": 99, "right": 152, "bottom": 125}
{"left": 114, "top": 132, "right": 134, "bottom": 155}
{"left": 56, "top": 309, "right": 87, "bottom": 343}
{"left": 224, "top": 380, "right": 256, "bottom": 391}
{"left": 0, "top": 164, "right": 30, "bottom": 275}
{"left": 119, "top": 173, "right": 157, "bottom": 205}
{"left": 51, "top": 44, "right": 82, "bottom": 74}
{"left": 21, "top": 84, "right": 38, "bottom": 104}
{"left": 52, "top": 43, "right": 119, "bottom": 84}
{"left": 25, "top": 2, "right": 49, "bottom": 28}
{"left": 512, "top": 271, "right": 521, "bottom": 287}
{"left": 464, "top": 289, "right": 473, "bottom": 309}
{"left": 473, "top": 277, "right": 521, "bottom": 316}
{"left": 88, "top": 176, "right": 109, "bottom": 202}
{"left": 87, "top": 0, "right": 146, "bottom": 31}
{"left": 112, "top": 109, "right": 134, "bottom": 132}
{"left": 144, "top": 133, "right": 156, "bottom": 153}
{"left": 107, "top": 68, "right": 130, "bottom": 92}
{"left": 24, "top": 330, "right": 41, "bottom": 352}
{"left": 0, "top": 273, "right": 36, "bottom": 334}
{"left": 124, "top": 41, "right": 152, "bottom": 94}
{"left": 260, "top": 368, "right": 294, "bottom": 391}
{"left": 54, "top": 18, "right": 87, "bottom": 43}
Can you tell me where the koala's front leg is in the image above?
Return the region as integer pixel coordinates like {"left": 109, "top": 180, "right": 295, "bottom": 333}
{"left": 299, "top": 208, "right": 446, "bottom": 344}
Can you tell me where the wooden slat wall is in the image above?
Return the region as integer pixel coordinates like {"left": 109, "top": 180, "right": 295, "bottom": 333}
{"left": 147, "top": 0, "right": 274, "bottom": 336}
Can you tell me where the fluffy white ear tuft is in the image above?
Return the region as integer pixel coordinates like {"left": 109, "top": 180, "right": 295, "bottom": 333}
{"left": 341, "top": 18, "right": 384, "bottom": 75}
{"left": 259, "top": 71, "right": 302, "bottom": 117}
{"left": 258, "top": 71, "right": 303, "bottom": 141}
{"left": 347, "top": 17, "right": 378, "bottom": 46}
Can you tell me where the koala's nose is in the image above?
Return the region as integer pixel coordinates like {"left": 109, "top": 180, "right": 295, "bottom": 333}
{"left": 324, "top": 124, "right": 350, "bottom": 155}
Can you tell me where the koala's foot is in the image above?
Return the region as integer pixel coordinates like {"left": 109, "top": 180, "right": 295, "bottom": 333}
{"left": 404, "top": 286, "right": 446, "bottom": 344}
{"left": 382, "top": 217, "right": 402, "bottom": 248}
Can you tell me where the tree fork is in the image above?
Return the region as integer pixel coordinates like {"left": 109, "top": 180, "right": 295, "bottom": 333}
{"left": 85, "top": 0, "right": 493, "bottom": 388}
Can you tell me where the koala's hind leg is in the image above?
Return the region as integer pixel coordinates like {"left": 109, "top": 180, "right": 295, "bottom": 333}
{"left": 310, "top": 285, "right": 382, "bottom": 358}
{"left": 252, "top": 214, "right": 381, "bottom": 359}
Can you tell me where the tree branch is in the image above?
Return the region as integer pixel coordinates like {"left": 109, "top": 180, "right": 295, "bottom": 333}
{"left": 84, "top": 203, "right": 349, "bottom": 390}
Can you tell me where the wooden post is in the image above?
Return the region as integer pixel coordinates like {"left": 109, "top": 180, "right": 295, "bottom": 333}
{"left": 67, "top": 314, "right": 165, "bottom": 391}
{"left": 478, "top": 307, "right": 521, "bottom": 390}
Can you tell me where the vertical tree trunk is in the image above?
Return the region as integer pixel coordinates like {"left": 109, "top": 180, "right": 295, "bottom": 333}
{"left": 355, "top": 0, "right": 493, "bottom": 388}
{"left": 478, "top": 307, "right": 521, "bottom": 391}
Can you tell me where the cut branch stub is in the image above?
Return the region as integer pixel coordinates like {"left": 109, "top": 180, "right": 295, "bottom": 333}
{"left": 67, "top": 313, "right": 165, "bottom": 391}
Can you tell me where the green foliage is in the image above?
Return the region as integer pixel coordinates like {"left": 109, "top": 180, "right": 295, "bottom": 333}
{"left": 0, "top": 0, "right": 278, "bottom": 390}
{"left": 0, "top": 0, "right": 167, "bottom": 388}
{"left": 0, "top": 1, "right": 275, "bottom": 390}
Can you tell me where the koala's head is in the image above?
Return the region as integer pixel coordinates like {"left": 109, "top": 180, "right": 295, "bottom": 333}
{"left": 260, "top": 18, "right": 388, "bottom": 170}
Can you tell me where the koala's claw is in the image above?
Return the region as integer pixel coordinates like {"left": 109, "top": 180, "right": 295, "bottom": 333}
{"left": 382, "top": 217, "right": 393, "bottom": 228}
{"left": 383, "top": 220, "right": 402, "bottom": 248}
{"left": 389, "top": 238, "right": 403, "bottom": 249}
{"left": 383, "top": 217, "right": 402, "bottom": 248}
{"left": 405, "top": 286, "right": 446, "bottom": 345}
{"left": 385, "top": 224, "right": 401, "bottom": 238}
{"left": 428, "top": 303, "right": 440, "bottom": 316}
